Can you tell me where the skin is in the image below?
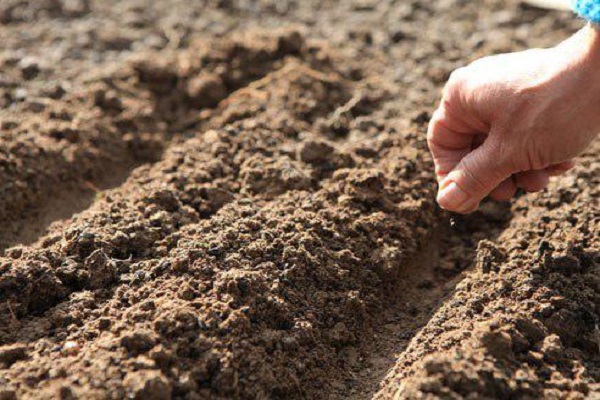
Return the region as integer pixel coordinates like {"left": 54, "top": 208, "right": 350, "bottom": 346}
{"left": 428, "top": 24, "right": 600, "bottom": 214}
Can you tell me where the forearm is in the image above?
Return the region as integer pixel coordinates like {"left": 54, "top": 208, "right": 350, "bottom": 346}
{"left": 588, "top": 22, "right": 600, "bottom": 49}
{"left": 561, "top": 23, "right": 600, "bottom": 78}
{"left": 574, "top": 0, "right": 600, "bottom": 49}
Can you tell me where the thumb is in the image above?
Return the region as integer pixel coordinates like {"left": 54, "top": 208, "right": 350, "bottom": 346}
{"left": 437, "top": 138, "right": 512, "bottom": 213}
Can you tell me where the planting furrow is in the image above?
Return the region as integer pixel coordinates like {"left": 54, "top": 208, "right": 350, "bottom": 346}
{"left": 375, "top": 143, "right": 600, "bottom": 399}
{"left": 332, "top": 201, "right": 514, "bottom": 399}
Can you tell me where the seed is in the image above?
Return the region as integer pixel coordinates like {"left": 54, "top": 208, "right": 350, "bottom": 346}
{"left": 61, "top": 341, "right": 80, "bottom": 356}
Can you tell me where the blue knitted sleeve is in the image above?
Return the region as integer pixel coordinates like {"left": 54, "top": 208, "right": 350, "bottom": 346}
{"left": 574, "top": 0, "right": 600, "bottom": 24}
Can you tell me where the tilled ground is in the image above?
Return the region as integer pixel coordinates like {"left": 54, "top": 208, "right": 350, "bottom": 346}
{"left": 0, "top": 1, "right": 598, "bottom": 399}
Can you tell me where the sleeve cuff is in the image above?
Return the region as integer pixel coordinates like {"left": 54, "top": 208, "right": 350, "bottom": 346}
{"left": 574, "top": 0, "right": 600, "bottom": 24}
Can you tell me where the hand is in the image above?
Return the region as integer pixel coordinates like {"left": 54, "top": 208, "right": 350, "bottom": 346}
{"left": 428, "top": 25, "right": 600, "bottom": 214}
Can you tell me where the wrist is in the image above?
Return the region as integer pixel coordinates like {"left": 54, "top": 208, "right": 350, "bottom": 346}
{"left": 583, "top": 24, "right": 600, "bottom": 95}
{"left": 586, "top": 23, "right": 600, "bottom": 52}
{"left": 569, "top": 24, "right": 600, "bottom": 70}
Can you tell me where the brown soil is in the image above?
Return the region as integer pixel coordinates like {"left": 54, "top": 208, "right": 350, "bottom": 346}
{"left": 0, "top": 1, "right": 597, "bottom": 399}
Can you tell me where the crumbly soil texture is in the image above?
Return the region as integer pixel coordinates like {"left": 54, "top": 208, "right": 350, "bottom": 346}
{"left": 0, "top": 1, "right": 598, "bottom": 399}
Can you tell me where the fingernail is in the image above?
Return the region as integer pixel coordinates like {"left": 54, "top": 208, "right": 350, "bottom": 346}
{"left": 437, "top": 181, "right": 470, "bottom": 211}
